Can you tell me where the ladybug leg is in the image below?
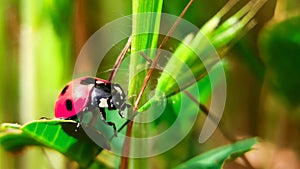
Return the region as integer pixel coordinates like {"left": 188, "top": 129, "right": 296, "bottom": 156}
{"left": 75, "top": 113, "right": 84, "bottom": 132}
{"left": 99, "top": 108, "right": 118, "bottom": 137}
{"left": 99, "top": 107, "right": 107, "bottom": 121}
{"left": 107, "top": 122, "right": 117, "bottom": 137}
{"left": 65, "top": 114, "right": 82, "bottom": 132}
{"left": 118, "top": 110, "right": 125, "bottom": 118}
{"left": 75, "top": 122, "right": 81, "bottom": 132}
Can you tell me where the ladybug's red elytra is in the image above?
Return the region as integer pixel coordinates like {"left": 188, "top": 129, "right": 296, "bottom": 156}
{"left": 54, "top": 77, "right": 128, "bottom": 136}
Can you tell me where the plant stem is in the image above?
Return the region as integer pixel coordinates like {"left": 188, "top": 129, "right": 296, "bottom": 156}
{"left": 108, "top": 36, "right": 132, "bottom": 82}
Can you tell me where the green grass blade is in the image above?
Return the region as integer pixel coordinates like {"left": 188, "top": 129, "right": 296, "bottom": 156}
{"left": 129, "top": 0, "right": 163, "bottom": 98}
{"left": 128, "top": 0, "right": 163, "bottom": 168}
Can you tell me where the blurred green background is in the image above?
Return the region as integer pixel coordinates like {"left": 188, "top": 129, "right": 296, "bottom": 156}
{"left": 1, "top": 0, "right": 300, "bottom": 168}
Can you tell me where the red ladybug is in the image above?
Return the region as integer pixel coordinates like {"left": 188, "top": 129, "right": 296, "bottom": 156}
{"left": 54, "top": 77, "right": 128, "bottom": 136}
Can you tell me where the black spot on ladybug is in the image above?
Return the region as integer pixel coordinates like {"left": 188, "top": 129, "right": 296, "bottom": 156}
{"left": 60, "top": 85, "right": 69, "bottom": 95}
{"left": 80, "top": 77, "right": 96, "bottom": 85}
{"left": 66, "top": 99, "right": 73, "bottom": 111}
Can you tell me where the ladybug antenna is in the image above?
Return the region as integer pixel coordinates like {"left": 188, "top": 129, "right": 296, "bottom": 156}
{"left": 97, "top": 69, "right": 115, "bottom": 74}
{"left": 96, "top": 68, "right": 130, "bottom": 77}
{"left": 95, "top": 69, "right": 115, "bottom": 78}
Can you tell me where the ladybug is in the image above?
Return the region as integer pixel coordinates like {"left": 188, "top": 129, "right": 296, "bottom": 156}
{"left": 54, "top": 77, "right": 128, "bottom": 136}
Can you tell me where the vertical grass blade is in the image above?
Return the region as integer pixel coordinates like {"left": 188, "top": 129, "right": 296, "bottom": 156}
{"left": 123, "top": 0, "right": 163, "bottom": 168}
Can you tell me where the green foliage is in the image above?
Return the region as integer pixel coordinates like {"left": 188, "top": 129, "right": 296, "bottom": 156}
{"left": 0, "top": 0, "right": 268, "bottom": 168}
{"left": 259, "top": 15, "right": 300, "bottom": 106}
{"left": 156, "top": 0, "right": 266, "bottom": 98}
{"left": 0, "top": 120, "right": 105, "bottom": 168}
{"left": 174, "top": 138, "right": 258, "bottom": 169}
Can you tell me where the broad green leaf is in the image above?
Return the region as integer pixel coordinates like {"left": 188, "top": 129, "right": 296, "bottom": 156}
{"left": 0, "top": 124, "right": 42, "bottom": 152}
{"left": 174, "top": 137, "right": 258, "bottom": 169}
{"left": 0, "top": 120, "right": 107, "bottom": 168}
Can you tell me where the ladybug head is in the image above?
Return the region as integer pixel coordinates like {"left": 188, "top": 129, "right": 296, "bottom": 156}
{"left": 110, "top": 83, "right": 128, "bottom": 111}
